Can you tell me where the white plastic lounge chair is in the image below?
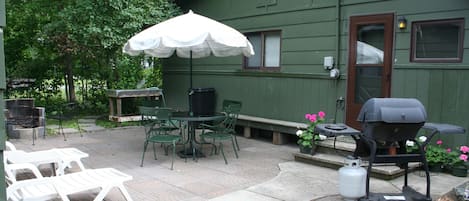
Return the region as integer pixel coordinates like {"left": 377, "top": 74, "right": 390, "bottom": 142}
{"left": 6, "top": 162, "right": 133, "bottom": 201}
{"left": 5, "top": 141, "right": 88, "bottom": 176}
{"left": 6, "top": 163, "right": 69, "bottom": 201}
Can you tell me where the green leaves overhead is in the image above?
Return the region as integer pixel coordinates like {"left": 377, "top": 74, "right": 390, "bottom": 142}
{"left": 4, "top": 0, "right": 181, "bottom": 107}
{"left": 5, "top": 0, "right": 181, "bottom": 83}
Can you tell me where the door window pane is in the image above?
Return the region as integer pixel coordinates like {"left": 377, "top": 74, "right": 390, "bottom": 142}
{"left": 356, "top": 24, "right": 384, "bottom": 64}
{"left": 411, "top": 18, "right": 464, "bottom": 62}
{"left": 355, "top": 66, "right": 382, "bottom": 104}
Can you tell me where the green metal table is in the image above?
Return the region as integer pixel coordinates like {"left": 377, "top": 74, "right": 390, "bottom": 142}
{"left": 172, "top": 111, "right": 225, "bottom": 161}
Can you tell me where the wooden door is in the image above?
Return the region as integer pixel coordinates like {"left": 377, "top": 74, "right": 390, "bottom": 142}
{"left": 346, "top": 13, "right": 394, "bottom": 129}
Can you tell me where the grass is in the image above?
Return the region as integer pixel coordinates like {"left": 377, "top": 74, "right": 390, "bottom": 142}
{"left": 95, "top": 118, "right": 140, "bottom": 128}
{"left": 45, "top": 116, "right": 141, "bottom": 136}
{"left": 45, "top": 118, "right": 83, "bottom": 136}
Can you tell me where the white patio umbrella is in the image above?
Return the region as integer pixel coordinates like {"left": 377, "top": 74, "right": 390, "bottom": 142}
{"left": 123, "top": 10, "right": 255, "bottom": 89}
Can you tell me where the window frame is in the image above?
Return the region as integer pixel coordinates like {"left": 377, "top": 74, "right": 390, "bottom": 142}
{"left": 410, "top": 18, "right": 465, "bottom": 63}
{"left": 243, "top": 30, "right": 281, "bottom": 71}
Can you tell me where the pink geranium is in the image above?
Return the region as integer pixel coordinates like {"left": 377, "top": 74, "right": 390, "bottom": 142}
{"left": 436, "top": 140, "right": 443, "bottom": 145}
{"left": 298, "top": 111, "right": 327, "bottom": 148}
{"left": 459, "top": 154, "right": 468, "bottom": 162}
{"left": 446, "top": 148, "right": 452, "bottom": 153}
{"left": 304, "top": 113, "right": 317, "bottom": 123}
{"left": 309, "top": 114, "right": 317, "bottom": 122}
{"left": 318, "top": 111, "right": 326, "bottom": 119}
{"left": 460, "top": 145, "right": 469, "bottom": 153}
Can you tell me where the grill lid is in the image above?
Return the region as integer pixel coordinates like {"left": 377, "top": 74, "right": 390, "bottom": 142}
{"left": 357, "top": 98, "right": 426, "bottom": 123}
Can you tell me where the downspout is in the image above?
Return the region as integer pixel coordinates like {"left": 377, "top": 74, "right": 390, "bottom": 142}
{"left": 335, "top": 0, "right": 341, "bottom": 68}
{"left": 333, "top": 0, "right": 344, "bottom": 124}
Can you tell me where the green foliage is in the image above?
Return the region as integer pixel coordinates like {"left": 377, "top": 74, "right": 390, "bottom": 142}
{"left": 447, "top": 146, "right": 469, "bottom": 167}
{"left": 425, "top": 144, "right": 448, "bottom": 165}
{"left": 4, "top": 0, "right": 182, "bottom": 114}
{"left": 143, "top": 59, "right": 163, "bottom": 88}
{"left": 96, "top": 118, "right": 140, "bottom": 128}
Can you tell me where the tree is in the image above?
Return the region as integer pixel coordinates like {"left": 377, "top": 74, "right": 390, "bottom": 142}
{"left": 5, "top": 0, "right": 181, "bottom": 103}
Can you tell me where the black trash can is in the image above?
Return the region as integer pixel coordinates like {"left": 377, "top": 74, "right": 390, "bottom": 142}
{"left": 190, "top": 87, "right": 215, "bottom": 116}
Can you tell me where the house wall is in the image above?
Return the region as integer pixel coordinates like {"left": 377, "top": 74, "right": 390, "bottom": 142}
{"left": 164, "top": 0, "right": 469, "bottom": 145}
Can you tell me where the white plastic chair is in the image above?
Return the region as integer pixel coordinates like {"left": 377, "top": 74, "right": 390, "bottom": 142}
{"left": 5, "top": 141, "right": 88, "bottom": 176}
{"left": 5, "top": 163, "right": 69, "bottom": 201}
{"left": 5, "top": 162, "right": 133, "bottom": 201}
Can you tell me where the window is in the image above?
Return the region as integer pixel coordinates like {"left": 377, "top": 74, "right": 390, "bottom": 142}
{"left": 411, "top": 18, "right": 464, "bottom": 62}
{"left": 244, "top": 31, "right": 281, "bottom": 70}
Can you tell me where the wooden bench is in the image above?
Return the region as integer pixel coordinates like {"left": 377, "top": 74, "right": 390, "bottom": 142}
{"left": 236, "top": 114, "right": 308, "bottom": 145}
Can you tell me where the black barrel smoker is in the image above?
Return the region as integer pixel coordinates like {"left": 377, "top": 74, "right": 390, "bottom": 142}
{"left": 357, "top": 98, "right": 431, "bottom": 201}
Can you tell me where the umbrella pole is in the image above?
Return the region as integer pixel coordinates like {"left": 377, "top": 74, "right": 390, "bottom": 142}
{"left": 189, "top": 51, "right": 193, "bottom": 115}
{"left": 190, "top": 51, "right": 193, "bottom": 89}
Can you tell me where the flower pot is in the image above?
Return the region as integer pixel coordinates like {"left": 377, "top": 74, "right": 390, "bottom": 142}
{"left": 428, "top": 163, "right": 444, "bottom": 172}
{"left": 451, "top": 166, "right": 468, "bottom": 177}
{"left": 310, "top": 144, "right": 318, "bottom": 155}
{"left": 299, "top": 145, "right": 312, "bottom": 154}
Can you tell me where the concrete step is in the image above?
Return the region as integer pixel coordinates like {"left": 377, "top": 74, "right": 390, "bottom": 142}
{"left": 295, "top": 137, "right": 422, "bottom": 180}
{"left": 294, "top": 152, "right": 421, "bottom": 180}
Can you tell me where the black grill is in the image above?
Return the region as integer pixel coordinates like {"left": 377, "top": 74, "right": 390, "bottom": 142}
{"left": 357, "top": 98, "right": 432, "bottom": 201}
{"left": 314, "top": 98, "right": 465, "bottom": 200}
{"left": 357, "top": 98, "right": 427, "bottom": 142}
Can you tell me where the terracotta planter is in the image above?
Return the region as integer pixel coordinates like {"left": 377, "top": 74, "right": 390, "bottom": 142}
{"left": 450, "top": 166, "right": 468, "bottom": 177}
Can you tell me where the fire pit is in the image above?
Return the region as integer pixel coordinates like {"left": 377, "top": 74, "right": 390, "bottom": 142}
{"left": 5, "top": 99, "right": 45, "bottom": 143}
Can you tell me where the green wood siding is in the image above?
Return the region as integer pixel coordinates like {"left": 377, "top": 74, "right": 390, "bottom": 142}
{"left": 165, "top": 0, "right": 469, "bottom": 146}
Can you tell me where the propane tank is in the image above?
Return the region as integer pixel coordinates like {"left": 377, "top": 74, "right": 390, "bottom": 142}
{"left": 339, "top": 155, "right": 367, "bottom": 201}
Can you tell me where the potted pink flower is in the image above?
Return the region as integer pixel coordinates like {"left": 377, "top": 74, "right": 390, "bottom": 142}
{"left": 425, "top": 139, "right": 448, "bottom": 172}
{"left": 296, "top": 111, "right": 326, "bottom": 154}
{"left": 447, "top": 145, "right": 469, "bottom": 177}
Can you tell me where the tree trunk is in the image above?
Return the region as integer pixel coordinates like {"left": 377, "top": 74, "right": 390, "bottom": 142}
{"left": 65, "top": 53, "right": 76, "bottom": 102}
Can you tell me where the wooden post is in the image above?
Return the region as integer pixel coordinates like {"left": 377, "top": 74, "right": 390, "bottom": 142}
{"left": 243, "top": 126, "right": 251, "bottom": 138}
{"left": 272, "top": 131, "right": 288, "bottom": 145}
{"left": 116, "top": 98, "right": 122, "bottom": 117}
{"left": 109, "top": 98, "right": 114, "bottom": 116}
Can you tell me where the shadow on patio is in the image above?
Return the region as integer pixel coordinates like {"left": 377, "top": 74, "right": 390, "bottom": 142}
{"left": 7, "top": 125, "right": 467, "bottom": 201}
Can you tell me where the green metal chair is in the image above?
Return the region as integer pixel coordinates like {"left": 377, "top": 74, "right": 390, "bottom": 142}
{"left": 200, "top": 100, "right": 242, "bottom": 149}
{"left": 200, "top": 101, "right": 242, "bottom": 164}
{"left": 140, "top": 107, "right": 184, "bottom": 170}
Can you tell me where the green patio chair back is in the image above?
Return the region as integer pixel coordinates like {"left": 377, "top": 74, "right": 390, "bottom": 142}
{"left": 140, "top": 107, "right": 184, "bottom": 170}
{"left": 139, "top": 106, "right": 158, "bottom": 133}
{"left": 222, "top": 100, "right": 242, "bottom": 113}
{"left": 200, "top": 100, "right": 242, "bottom": 164}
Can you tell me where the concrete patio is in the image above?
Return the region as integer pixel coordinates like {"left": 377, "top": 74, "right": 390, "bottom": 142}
{"left": 7, "top": 125, "right": 468, "bottom": 201}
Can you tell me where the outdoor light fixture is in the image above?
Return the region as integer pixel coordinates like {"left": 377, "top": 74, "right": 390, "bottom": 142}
{"left": 398, "top": 16, "right": 407, "bottom": 29}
